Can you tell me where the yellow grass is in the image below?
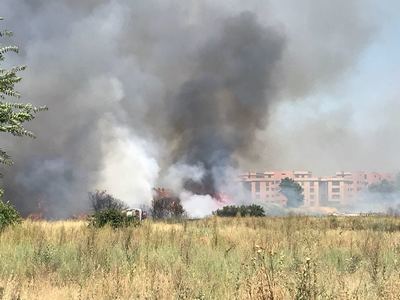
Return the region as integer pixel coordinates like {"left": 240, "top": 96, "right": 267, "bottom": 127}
{"left": 1, "top": 216, "right": 400, "bottom": 299}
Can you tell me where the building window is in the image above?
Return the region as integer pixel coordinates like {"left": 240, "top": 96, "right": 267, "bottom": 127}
{"left": 255, "top": 182, "right": 261, "bottom": 193}
{"left": 310, "top": 195, "right": 314, "bottom": 200}
{"left": 332, "top": 188, "right": 340, "bottom": 193}
{"left": 310, "top": 188, "right": 315, "bottom": 193}
{"left": 332, "top": 181, "right": 340, "bottom": 186}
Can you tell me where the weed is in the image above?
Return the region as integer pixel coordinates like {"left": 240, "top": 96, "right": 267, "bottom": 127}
{"left": 0, "top": 217, "right": 398, "bottom": 299}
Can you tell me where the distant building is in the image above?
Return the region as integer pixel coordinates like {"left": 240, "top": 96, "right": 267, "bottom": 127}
{"left": 239, "top": 171, "right": 395, "bottom": 207}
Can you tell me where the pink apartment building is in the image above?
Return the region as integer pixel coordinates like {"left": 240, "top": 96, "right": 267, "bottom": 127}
{"left": 239, "top": 171, "right": 395, "bottom": 207}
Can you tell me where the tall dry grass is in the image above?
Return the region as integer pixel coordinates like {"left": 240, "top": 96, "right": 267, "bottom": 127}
{"left": 0, "top": 216, "right": 400, "bottom": 299}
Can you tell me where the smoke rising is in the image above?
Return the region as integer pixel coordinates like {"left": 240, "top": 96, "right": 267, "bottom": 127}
{"left": 0, "top": 0, "right": 389, "bottom": 218}
{"left": 167, "top": 12, "right": 284, "bottom": 195}
{"left": 346, "top": 191, "right": 400, "bottom": 214}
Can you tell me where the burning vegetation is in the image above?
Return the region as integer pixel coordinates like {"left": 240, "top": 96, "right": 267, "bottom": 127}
{"left": 151, "top": 188, "right": 184, "bottom": 219}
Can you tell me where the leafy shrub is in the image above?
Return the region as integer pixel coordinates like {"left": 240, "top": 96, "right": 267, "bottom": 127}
{"left": 214, "top": 204, "right": 265, "bottom": 217}
{"left": 89, "top": 209, "right": 139, "bottom": 229}
{"left": 214, "top": 205, "right": 239, "bottom": 217}
{"left": 0, "top": 200, "right": 21, "bottom": 231}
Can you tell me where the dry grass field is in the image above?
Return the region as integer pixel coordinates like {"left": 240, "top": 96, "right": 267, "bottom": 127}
{"left": 1, "top": 216, "right": 400, "bottom": 299}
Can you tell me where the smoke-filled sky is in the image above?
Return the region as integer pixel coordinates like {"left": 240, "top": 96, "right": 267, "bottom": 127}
{"left": 1, "top": 0, "right": 399, "bottom": 217}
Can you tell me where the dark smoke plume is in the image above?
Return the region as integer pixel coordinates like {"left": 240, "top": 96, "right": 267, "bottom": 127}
{"left": 168, "top": 12, "right": 284, "bottom": 195}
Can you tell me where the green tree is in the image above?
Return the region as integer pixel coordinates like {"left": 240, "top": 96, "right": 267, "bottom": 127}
{"left": 279, "top": 177, "right": 304, "bottom": 208}
{"left": 0, "top": 17, "right": 46, "bottom": 196}
{"left": 368, "top": 179, "right": 396, "bottom": 194}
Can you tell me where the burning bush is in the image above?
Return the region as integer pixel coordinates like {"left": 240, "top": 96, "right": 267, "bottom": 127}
{"left": 214, "top": 204, "right": 265, "bottom": 217}
{"left": 151, "top": 196, "right": 185, "bottom": 219}
{"left": 0, "top": 200, "right": 21, "bottom": 231}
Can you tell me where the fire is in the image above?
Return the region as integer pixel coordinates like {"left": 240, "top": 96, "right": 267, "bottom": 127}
{"left": 27, "top": 197, "right": 48, "bottom": 220}
{"left": 214, "top": 192, "right": 231, "bottom": 204}
{"left": 154, "top": 187, "right": 231, "bottom": 207}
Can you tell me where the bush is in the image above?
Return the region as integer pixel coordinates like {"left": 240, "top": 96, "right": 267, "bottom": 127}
{"left": 242, "top": 204, "right": 266, "bottom": 217}
{"left": 0, "top": 200, "right": 21, "bottom": 231}
{"left": 151, "top": 197, "right": 185, "bottom": 219}
{"left": 214, "top": 205, "right": 240, "bottom": 217}
{"left": 89, "top": 209, "right": 139, "bottom": 229}
{"left": 214, "top": 204, "right": 265, "bottom": 217}
{"left": 89, "top": 190, "right": 128, "bottom": 213}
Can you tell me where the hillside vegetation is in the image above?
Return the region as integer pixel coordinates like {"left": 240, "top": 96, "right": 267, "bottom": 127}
{"left": 1, "top": 216, "right": 400, "bottom": 299}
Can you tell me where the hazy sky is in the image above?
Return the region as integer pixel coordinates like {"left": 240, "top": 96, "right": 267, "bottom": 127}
{"left": 263, "top": 1, "right": 400, "bottom": 174}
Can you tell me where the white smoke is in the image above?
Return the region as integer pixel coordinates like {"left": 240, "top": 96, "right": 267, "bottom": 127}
{"left": 344, "top": 191, "right": 400, "bottom": 214}
{"left": 179, "top": 191, "right": 221, "bottom": 218}
{"left": 96, "top": 120, "right": 160, "bottom": 208}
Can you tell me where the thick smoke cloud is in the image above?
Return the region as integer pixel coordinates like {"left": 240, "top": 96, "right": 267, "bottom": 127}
{"left": 0, "top": 0, "right": 383, "bottom": 217}
{"left": 167, "top": 12, "right": 284, "bottom": 195}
